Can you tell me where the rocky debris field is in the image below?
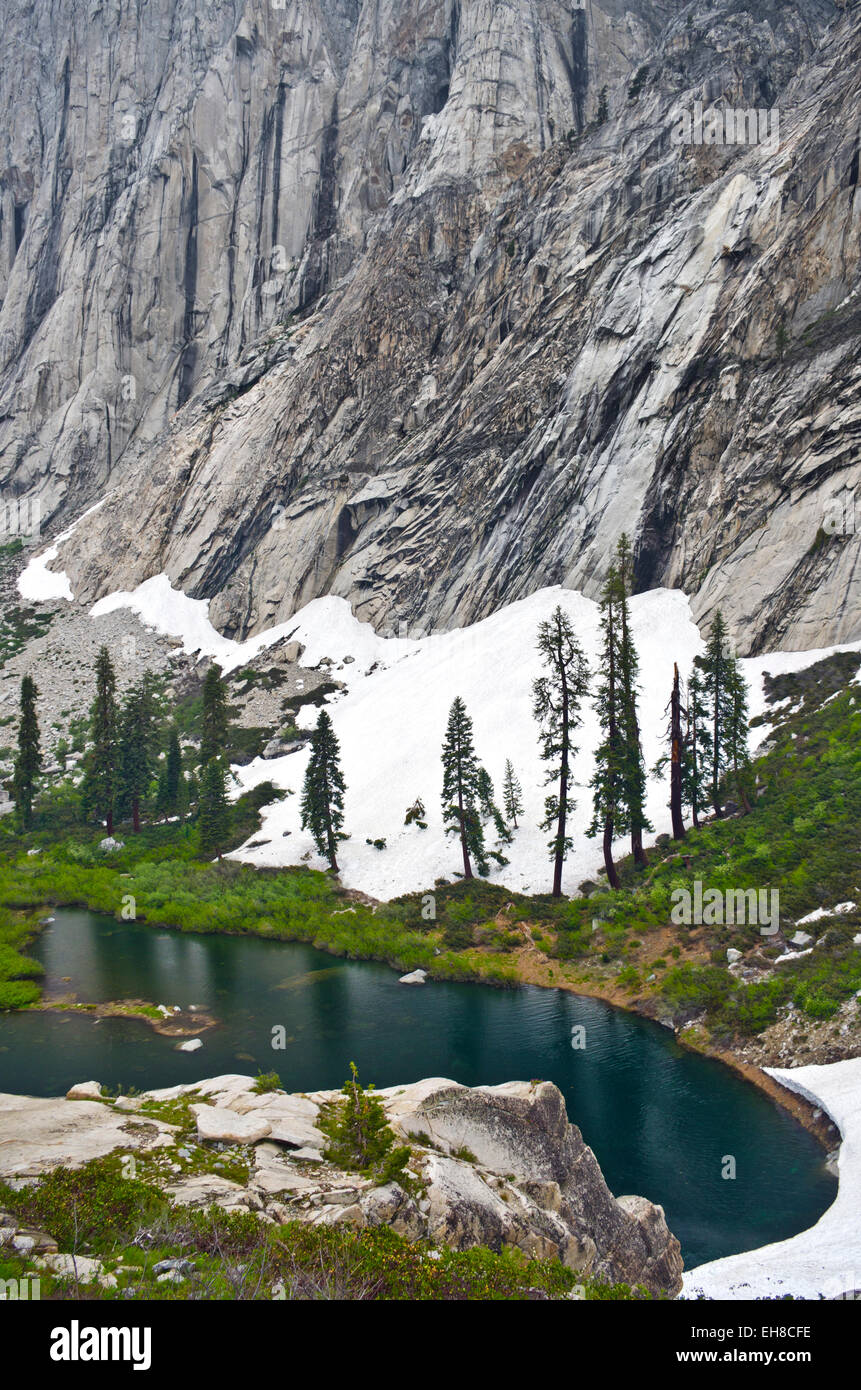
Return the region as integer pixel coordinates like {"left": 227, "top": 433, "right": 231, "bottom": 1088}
{"left": 0, "top": 543, "right": 331, "bottom": 786}
{"left": 0, "top": 1074, "right": 684, "bottom": 1298}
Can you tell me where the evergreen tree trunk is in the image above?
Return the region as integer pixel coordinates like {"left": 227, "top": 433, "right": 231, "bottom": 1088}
{"left": 712, "top": 667, "right": 723, "bottom": 818}
{"left": 734, "top": 752, "right": 752, "bottom": 814}
{"left": 603, "top": 816, "right": 620, "bottom": 889}
{"left": 552, "top": 664, "right": 570, "bottom": 897}
{"left": 604, "top": 616, "right": 620, "bottom": 890}
{"left": 670, "top": 663, "right": 686, "bottom": 840}
{"left": 457, "top": 782, "right": 473, "bottom": 880}
{"left": 323, "top": 753, "right": 339, "bottom": 871}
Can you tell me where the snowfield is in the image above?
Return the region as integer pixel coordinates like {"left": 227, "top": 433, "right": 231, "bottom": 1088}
{"left": 63, "top": 573, "right": 860, "bottom": 900}
{"left": 228, "top": 585, "right": 705, "bottom": 897}
{"left": 683, "top": 1058, "right": 860, "bottom": 1300}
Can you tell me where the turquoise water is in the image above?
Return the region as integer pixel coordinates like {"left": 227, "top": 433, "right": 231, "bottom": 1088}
{"left": 0, "top": 908, "right": 836, "bottom": 1268}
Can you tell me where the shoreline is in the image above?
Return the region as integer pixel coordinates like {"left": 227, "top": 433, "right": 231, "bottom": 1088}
{"left": 11, "top": 898, "right": 842, "bottom": 1149}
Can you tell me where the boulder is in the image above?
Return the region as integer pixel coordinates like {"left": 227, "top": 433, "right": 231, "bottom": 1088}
{"left": 399, "top": 969, "right": 427, "bottom": 985}
{"left": 36, "top": 1253, "right": 116, "bottom": 1287}
{"left": 359, "top": 1183, "right": 425, "bottom": 1241}
{"left": 727, "top": 949, "right": 743, "bottom": 964}
{"left": 65, "top": 1081, "right": 103, "bottom": 1101}
{"left": 192, "top": 1105, "right": 271, "bottom": 1145}
{"left": 165, "top": 1174, "right": 264, "bottom": 1212}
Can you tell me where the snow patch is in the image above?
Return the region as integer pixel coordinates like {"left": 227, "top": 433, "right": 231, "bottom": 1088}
{"left": 17, "top": 498, "right": 107, "bottom": 604}
{"left": 683, "top": 1058, "right": 860, "bottom": 1300}
{"left": 229, "top": 587, "right": 704, "bottom": 897}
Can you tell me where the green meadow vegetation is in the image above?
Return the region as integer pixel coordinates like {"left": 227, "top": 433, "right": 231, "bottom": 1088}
{"left": 0, "top": 1153, "right": 651, "bottom": 1300}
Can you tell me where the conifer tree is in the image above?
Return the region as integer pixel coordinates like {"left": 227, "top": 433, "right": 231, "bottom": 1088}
{"left": 694, "top": 611, "right": 733, "bottom": 818}
{"left": 669, "top": 662, "right": 686, "bottom": 841}
{"left": 477, "top": 765, "right": 511, "bottom": 845}
{"left": 502, "top": 759, "right": 523, "bottom": 830}
{"left": 166, "top": 728, "right": 182, "bottom": 809}
{"left": 533, "top": 605, "right": 590, "bottom": 896}
{"left": 200, "top": 662, "right": 230, "bottom": 766}
{"left": 683, "top": 669, "right": 709, "bottom": 829}
{"left": 12, "top": 675, "right": 41, "bottom": 831}
{"left": 615, "top": 535, "right": 652, "bottom": 863}
{"left": 318, "top": 1063, "right": 409, "bottom": 1184}
{"left": 300, "top": 708, "right": 347, "bottom": 872}
{"left": 118, "top": 674, "right": 160, "bottom": 832}
{"left": 588, "top": 570, "right": 625, "bottom": 889}
{"left": 441, "top": 697, "right": 486, "bottom": 880}
{"left": 81, "top": 646, "right": 119, "bottom": 833}
{"left": 198, "top": 758, "right": 230, "bottom": 859}
{"left": 155, "top": 766, "right": 170, "bottom": 821}
{"left": 725, "top": 661, "right": 753, "bottom": 814}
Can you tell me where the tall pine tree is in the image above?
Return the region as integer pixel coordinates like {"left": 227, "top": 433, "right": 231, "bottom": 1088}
{"left": 502, "top": 759, "right": 523, "bottom": 830}
{"left": 300, "top": 708, "right": 347, "bottom": 872}
{"left": 198, "top": 758, "right": 230, "bottom": 860}
{"left": 725, "top": 661, "right": 752, "bottom": 813}
{"left": 12, "top": 675, "right": 41, "bottom": 831}
{"left": 441, "top": 697, "right": 486, "bottom": 880}
{"left": 694, "top": 611, "right": 733, "bottom": 818}
{"left": 200, "top": 663, "right": 230, "bottom": 766}
{"left": 588, "top": 569, "right": 626, "bottom": 890}
{"left": 165, "top": 728, "right": 182, "bottom": 815}
{"left": 615, "top": 535, "right": 652, "bottom": 864}
{"left": 668, "top": 663, "right": 686, "bottom": 840}
{"left": 532, "top": 605, "right": 590, "bottom": 897}
{"left": 683, "top": 669, "right": 709, "bottom": 829}
{"left": 118, "top": 673, "right": 160, "bottom": 832}
{"left": 82, "top": 646, "right": 119, "bottom": 833}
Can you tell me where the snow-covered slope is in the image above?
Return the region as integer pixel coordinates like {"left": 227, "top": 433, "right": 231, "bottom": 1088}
{"left": 683, "top": 1058, "right": 860, "bottom": 1300}
{"left": 227, "top": 586, "right": 705, "bottom": 898}
{"left": 64, "top": 575, "right": 861, "bottom": 899}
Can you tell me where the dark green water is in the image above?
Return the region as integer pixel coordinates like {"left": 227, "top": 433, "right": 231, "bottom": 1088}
{"left": 0, "top": 909, "right": 836, "bottom": 1269}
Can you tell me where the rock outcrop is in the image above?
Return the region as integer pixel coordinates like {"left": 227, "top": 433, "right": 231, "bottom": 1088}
{"left": 3, "top": 1, "right": 859, "bottom": 654}
{"left": 0, "top": 1074, "right": 684, "bottom": 1296}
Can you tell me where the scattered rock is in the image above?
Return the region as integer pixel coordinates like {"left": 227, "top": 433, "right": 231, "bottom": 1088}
{"left": 193, "top": 1105, "right": 272, "bottom": 1145}
{"left": 399, "top": 969, "right": 427, "bottom": 985}
{"left": 65, "top": 1081, "right": 103, "bottom": 1101}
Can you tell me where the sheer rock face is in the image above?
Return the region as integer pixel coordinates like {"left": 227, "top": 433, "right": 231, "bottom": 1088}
{"left": 3, "top": 1, "right": 860, "bottom": 653}
{"left": 389, "top": 1079, "right": 684, "bottom": 1294}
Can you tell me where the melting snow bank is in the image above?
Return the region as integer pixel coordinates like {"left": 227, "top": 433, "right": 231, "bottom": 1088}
{"left": 682, "top": 1058, "right": 861, "bottom": 1300}
{"left": 16, "top": 544, "right": 74, "bottom": 603}
{"left": 230, "top": 586, "right": 704, "bottom": 897}
{"left": 16, "top": 498, "right": 107, "bottom": 604}
{"left": 73, "top": 573, "right": 861, "bottom": 899}
{"left": 89, "top": 576, "right": 416, "bottom": 678}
